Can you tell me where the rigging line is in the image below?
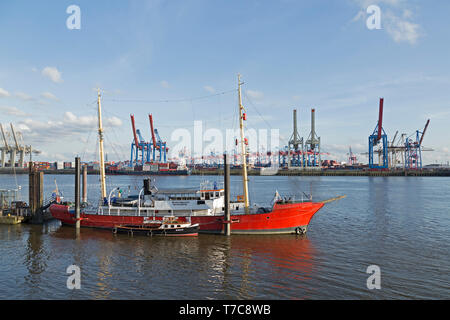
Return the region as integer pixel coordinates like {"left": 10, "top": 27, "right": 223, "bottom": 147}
{"left": 103, "top": 89, "right": 237, "bottom": 104}
{"left": 60, "top": 99, "right": 97, "bottom": 114}
{"left": 103, "top": 131, "right": 126, "bottom": 162}
{"left": 101, "top": 108, "right": 129, "bottom": 154}
{"left": 102, "top": 97, "right": 237, "bottom": 128}
{"left": 217, "top": 94, "right": 222, "bottom": 130}
{"left": 190, "top": 99, "right": 196, "bottom": 126}
{"left": 243, "top": 91, "right": 273, "bottom": 130}
{"left": 81, "top": 126, "right": 96, "bottom": 161}
{"left": 144, "top": 114, "right": 237, "bottom": 127}
{"left": 107, "top": 127, "right": 127, "bottom": 161}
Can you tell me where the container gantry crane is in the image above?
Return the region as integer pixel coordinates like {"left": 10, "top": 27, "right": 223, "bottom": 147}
{"left": 304, "top": 108, "right": 321, "bottom": 168}
{"left": 149, "top": 114, "right": 168, "bottom": 163}
{"left": 288, "top": 109, "right": 304, "bottom": 168}
{"left": 368, "top": 98, "right": 388, "bottom": 169}
{"left": 130, "top": 114, "right": 151, "bottom": 167}
{"left": 405, "top": 119, "right": 430, "bottom": 170}
{"left": 0, "top": 123, "right": 39, "bottom": 167}
{"left": 348, "top": 146, "right": 357, "bottom": 165}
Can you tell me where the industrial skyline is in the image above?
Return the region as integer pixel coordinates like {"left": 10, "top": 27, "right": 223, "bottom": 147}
{"left": 0, "top": 1, "right": 449, "bottom": 164}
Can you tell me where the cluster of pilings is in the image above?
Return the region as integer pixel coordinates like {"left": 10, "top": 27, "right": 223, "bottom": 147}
{"left": 26, "top": 158, "right": 88, "bottom": 225}
{"left": 28, "top": 163, "right": 44, "bottom": 223}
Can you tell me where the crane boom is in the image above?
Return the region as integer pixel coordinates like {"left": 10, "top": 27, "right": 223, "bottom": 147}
{"left": 419, "top": 119, "right": 430, "bottom": 146}
{"left": 0, "top": 124, "right": 8, "bottom": 149}
{"left": 10, "top": 123, "right": 19, "bottom": 149}
{"left": 391, "top": 130, "right": 398, "bottom": 146}
{"left": 377, "top": 98, "right": 384, "bottom": 141}
{"left": 130, "top": 114, "right": 142, "bottom": 150}
{"left": 148, "top": 114, "right": 158, "bottom": 149}
{"left": 136, "top": 129, "right": 146, "bottom": 144}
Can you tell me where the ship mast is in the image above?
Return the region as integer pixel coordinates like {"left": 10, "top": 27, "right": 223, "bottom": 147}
{"left": 238, "top": 74, "right": 250, "bottom": 211}
{"left": 97, "top": 89, "right": 107, "bottom": 199}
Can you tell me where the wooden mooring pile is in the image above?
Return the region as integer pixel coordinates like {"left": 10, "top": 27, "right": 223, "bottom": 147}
{"left": 0, "top": 163, "right": 50, "bottom": 225}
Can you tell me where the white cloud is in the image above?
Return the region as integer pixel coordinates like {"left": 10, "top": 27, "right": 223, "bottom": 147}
{"left": 204, "top": 86, "right": 216, "bottom": 94}
{"left": 352, "top": 0, "right": 405, "bottom": 8}
{"left": 64, "top": 111, "right": 78, "bottom": 123}
{"left": 61, "top": 112, "right": 122, "bottom": 128}
{"left": 384, "top": 11, "right": 421, "bottom": 44}
{"left": 351, "top": 10, "right": 366, "bottom": 23}
{"left": 160, "top": 80, "right": 170, "bottom": 88}
{"left": 351, "top": 0, "right": 423, "bottom": 45}
{"left": 14, "top": 92, "right": 33, "bottom": 101}
{"left": 106, "top": 116, "right": 123, "bottom": 127}
{"left": 402, "top": 8, "right": 413, "bottom": 19}
{"left": 425, "top": 109, "right": 450, "bottom": 120}
{"left": 13, "top": 111, "right": 125, "bottom": 162}
{"left": 53, "top": 153, "right": 68, "bottom": 161}
{"left": 42, "top": 67, "right": 63, "bottom": 83}
{"left": 15, "top": 112, "right": 123, "bottom": 148}
{"left": 40, "top": 92, "right": 59, "bottom": 101}
{"left": 0, "top": 88, "right": 10, "bottom": 98}
{"left": 246, "top": 90, "right": 264, "bottom": 100}
{"left": 422, "top": 146, "right": 450, "bottom": 165}
{"left": 63, "top": 112, "right": 99, "bottom": 127}
{"left": 62, "top": 111, "right": 123, "bottom": 128}
{"left": 16, "top": 123, "right": 31, "bottom": 132}
{"left": 0, "top": 106, "right": 29, "bottom": 117}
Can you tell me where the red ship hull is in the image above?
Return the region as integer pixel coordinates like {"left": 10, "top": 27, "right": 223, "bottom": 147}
{"left": 49, "top": 202, "right": 324, "bottom": 235}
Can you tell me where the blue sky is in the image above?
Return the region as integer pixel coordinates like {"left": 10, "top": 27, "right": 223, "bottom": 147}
{"left": 0, "top": 0, "right": 449, "bottom": 164}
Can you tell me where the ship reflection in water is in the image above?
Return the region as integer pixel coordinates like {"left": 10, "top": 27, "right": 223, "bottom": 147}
{"left": 2, "top": 175, "right": 449, "bottom": 299}
{"left": 222, "top": 235, "right": 317, "bottom": 299}
{"left": 10, "top": 221, "right": 318, "bottom": 300}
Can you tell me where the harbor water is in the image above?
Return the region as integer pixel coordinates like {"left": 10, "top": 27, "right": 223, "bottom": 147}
{"left": 0, "top": 174, "right": 449, "bottom": 299}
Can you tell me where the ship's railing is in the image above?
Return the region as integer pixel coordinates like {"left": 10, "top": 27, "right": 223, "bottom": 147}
{"left": 99, "top": 205, "right": 150, "bottom": 216}
{"left": 96, "top": 205, "right": 210, "bottom": 217}
{"left": 0, "top": 189, "right": 19, "bottom": 210}
{"left": 105, "top": 187, "right": 144, "bottom": 216}
{"left": 199, "top": 180, "right": 223, "bottom": 191}
{"left": 274, "top": 193, "right": 312, "bottom": 204}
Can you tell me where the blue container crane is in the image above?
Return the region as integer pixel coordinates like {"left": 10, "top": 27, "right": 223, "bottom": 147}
{"left": 405, "top": 119, "right": 430, "bottom": 170}
{"left": 369, "top": 98, "right": 388, "bottom": 169}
